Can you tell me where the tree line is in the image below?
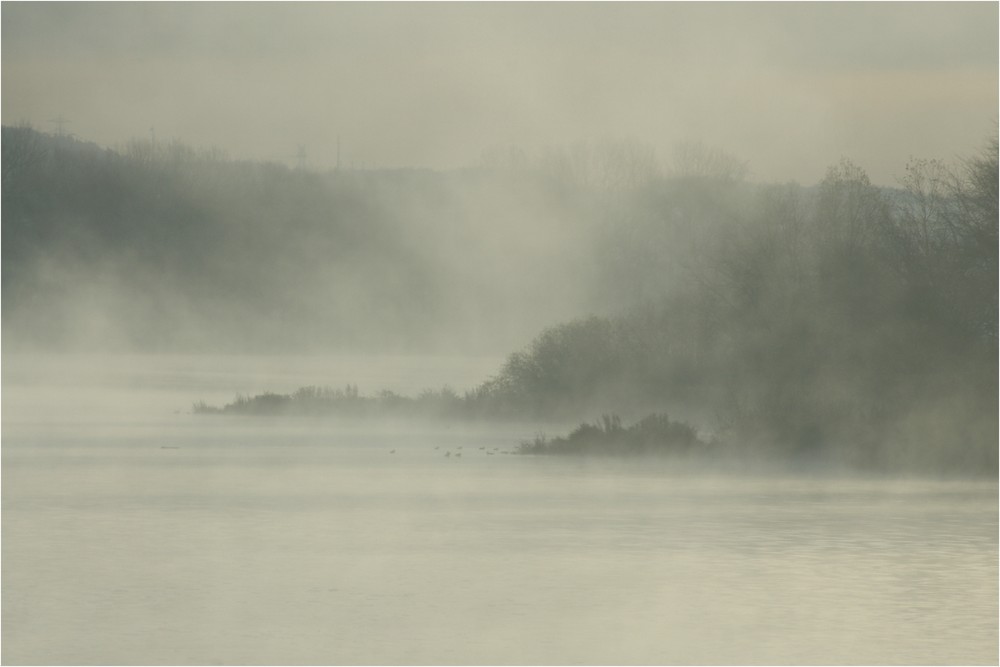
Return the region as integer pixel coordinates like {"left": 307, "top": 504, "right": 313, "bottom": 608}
{"left": 1, "top": 125, "right": 602, "bottom": 352}
{"left": 5, "top": 124, "right": 995, "bottom": 472}
{"left": 473, "top": 140, "right": 997, "bottom": 472}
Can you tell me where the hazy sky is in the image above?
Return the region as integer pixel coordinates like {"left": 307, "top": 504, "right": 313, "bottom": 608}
{"left": 3, "top": 2, "right": 997, "bottom": 185}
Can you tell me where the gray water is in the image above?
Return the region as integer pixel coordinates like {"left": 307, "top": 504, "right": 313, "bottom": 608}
{"left": 3, "top": 355, "right": 997, "bottom": 665}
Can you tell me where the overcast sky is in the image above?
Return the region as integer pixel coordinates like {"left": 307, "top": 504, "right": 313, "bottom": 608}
{"left": 3, "top": 2, "right": 996, "bottom": 185}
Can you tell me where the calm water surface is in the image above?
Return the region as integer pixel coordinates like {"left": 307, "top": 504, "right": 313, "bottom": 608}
{"left": 3, "top": 355, "right": 997, "bottom": 665}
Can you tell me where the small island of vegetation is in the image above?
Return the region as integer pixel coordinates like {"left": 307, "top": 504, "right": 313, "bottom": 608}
{"left": 517, "top": 413, "right": 712, "bottom": 457}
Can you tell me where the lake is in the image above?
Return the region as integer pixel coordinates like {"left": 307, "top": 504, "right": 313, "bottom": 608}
{"left": 3, "top": 354, "right": 997, "bottom": 665}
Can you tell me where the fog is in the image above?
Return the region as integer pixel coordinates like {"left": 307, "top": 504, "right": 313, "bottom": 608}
{"left": 3, "top": 3, "right": 997, "bottom": 358}
{"left": 3, "top": 353, "right": 997, "bottom": 664}
{"left": 3, "top": 3, "right": 998, "bottom": 665}
{"left": 3, "top": 3, "right": 996, "bottom": 183}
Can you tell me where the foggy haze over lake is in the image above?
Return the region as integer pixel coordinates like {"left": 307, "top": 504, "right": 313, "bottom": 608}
{"left": 2, "top": 3, "right": 998, "bottom": 665}
{"left": 3, "top": 354, "right": 997, "bottom": 665}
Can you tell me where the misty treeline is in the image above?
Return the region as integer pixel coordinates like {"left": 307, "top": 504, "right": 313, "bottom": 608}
{"left": 1, "top": 124, "right": 620, "bottom": 352}
{"left": 475, "top": 141, "right": 998, "bottom": 472}
{"left": 193, "top": 383, "right": 467, "bottom": 420}
{"left": 4, "top": 124, "right": 996, "bottom": 472}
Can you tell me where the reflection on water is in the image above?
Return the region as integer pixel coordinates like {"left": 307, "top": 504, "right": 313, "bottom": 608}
{"left": 3, "top": 355, "right": 998, "bottom": 665}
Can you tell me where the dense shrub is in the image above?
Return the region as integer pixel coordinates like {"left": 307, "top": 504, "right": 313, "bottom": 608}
{"left": 518, "top": 413, "right": 709, "bottom": 456}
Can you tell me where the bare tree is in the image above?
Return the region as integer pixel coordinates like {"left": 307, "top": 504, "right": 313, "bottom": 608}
{"left": 813, "top": 158, "right": 889, "bottom": 250}
{"left": 669, "top": 141, "right": 748, "bottom": 183}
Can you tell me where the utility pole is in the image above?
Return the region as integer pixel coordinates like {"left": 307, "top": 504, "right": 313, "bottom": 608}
{"left": 49, "top": 114, "right": 70, "bottom": 137}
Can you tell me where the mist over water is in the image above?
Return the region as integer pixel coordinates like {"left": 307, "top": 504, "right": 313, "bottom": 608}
{"left": 3, "top": 356, "right": 997, "bottom": 665}
{"left": 3, "top": 3, "right": 998, "bottom": 665}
